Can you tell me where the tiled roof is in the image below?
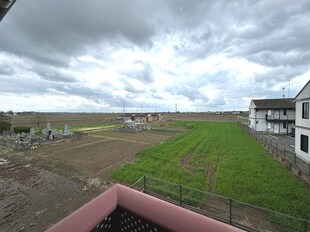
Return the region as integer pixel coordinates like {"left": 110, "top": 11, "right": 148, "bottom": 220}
{"left": 124, "top": 113, "right": 161, "bottom": 117}
{"left": 252, "top": 98, "right": 295, "bottom": 109}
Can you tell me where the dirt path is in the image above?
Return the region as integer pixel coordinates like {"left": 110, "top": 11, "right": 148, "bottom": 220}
{"left": 92, "top": 134, "right": 151, "bottom": 144}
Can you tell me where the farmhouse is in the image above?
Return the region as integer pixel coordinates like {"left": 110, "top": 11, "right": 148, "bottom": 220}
{"left": 249, "top": 98, "right": 295, "bottom": 134}
{"left": 124, "top": 113, "right": 162, "bottom": 122}
{"left": 294, "top": 80, "right": 310, "bottom": 162}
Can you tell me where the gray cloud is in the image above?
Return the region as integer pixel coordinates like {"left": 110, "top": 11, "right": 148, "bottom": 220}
{"left": 0, "top": 0, "right": 155, "bottom": 67}
{"left": 167, "top": 83, "right": 209, "bottom": 102}
{"left": 122, "top": 61, "right": 154, "bottom": 84}
{"left": 0, "top": 0, "right": 309, "bottom": 112}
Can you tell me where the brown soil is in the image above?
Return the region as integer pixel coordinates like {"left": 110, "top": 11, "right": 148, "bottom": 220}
{"left": 0, "top": 126, "right": 177, "bottom": 231}
{"left": 206, "top": 165, "right": 216, "bottom": 192}
{"left": 0, "top": 148, "right": 101, "bottom": 232}
{"left": 11, "top": 112, "right": 241, "bottom": 128}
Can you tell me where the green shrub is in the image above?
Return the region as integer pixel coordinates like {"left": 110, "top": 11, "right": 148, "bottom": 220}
{"left": 13, "top": 126, "right": 31, "bottom": 133}
{"left": 0, "top": 121, "right": 11, "bottom": 133}
{"left": 187, "top": 123, "right": 194, "bottom": 129}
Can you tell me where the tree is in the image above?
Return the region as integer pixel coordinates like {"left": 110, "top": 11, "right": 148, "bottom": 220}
{"left": 32, "top": 112, "right": 46, "bottom": 129}
{"left": 6, "top": 110, "right": 13, "bottom": 115}
{"left": 0, "top": 112, "right": 11, "bottom": 133}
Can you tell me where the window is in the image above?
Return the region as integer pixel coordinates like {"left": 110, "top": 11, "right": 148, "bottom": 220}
{"left": 301, "top": 134, "right": 308, "bottom": 153}
{"left": 283, "top": 109, "right": 287, "bottom": 116}
{"left": 283, "top": 122, "right": 286, "bottom": 129}
{"left": 268, "top": 110, "right": 272, "bottom": 116}
{"left": 302, "top": 102, "right": 309, "bottom": 119}
{"left": 256, "top": 121, "right": 258, "bottom": 124}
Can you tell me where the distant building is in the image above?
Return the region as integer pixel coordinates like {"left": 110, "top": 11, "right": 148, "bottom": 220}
{"left": 294, "top": 80, "right": 310, "bottom": 162}
{"left": 124, "top": 113, "right": 162, "bottom": 122}
{"left": 249, "top": 98, "right": 295, "bottom": 134}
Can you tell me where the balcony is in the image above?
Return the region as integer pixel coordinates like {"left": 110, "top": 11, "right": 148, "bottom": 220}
{"left": 46, "top": 183, "right": 243, "bottom": 232}
{"left": 265, "top": 113, "right": 295, "bottom": 122}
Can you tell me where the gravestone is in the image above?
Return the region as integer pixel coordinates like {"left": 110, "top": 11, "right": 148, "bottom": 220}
{"left": 63, "top": 124, "right": 72, "bottom": 136}
{"left": 47, "top": 123, "right": 51, "bottom": 131}
{"left": 30, "top": 128, "right": 35, "bottom": 138}
{"left": 30, "top": 128, "right": 36, "bottom": 143}
{"left": 64, "top": 124, "right": 68, "bottom": 134}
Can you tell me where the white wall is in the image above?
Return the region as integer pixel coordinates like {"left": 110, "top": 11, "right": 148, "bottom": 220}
{"left": 295, "top": 128, "right": 310, "bottom": 162}
{"left": 295, "top": 100, "right": 310, "bottom": 162}
{"left": 295, "top": 101, "right": 310, "bottom": 128}
{"left": 296, "top": 81, "right": 310, "bottom": 100}
{"left": 249, "top": 107, "right": 269, "bottom": 132}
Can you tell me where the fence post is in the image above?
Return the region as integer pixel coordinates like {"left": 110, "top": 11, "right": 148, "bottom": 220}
{"left": 143, "top": 176, "right": 146, "bottom": 193}
{"left": 229, "top": 199, "right": 233, "bottom": 225}
{"left": 179, "top": 185, "right": 183, "bottom": 207}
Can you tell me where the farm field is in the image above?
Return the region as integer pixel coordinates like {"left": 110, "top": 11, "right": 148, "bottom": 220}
{"left": 19, "top": 127, "right": 177, "bottom": 182}
{"left": 2, "top": 113, "right": 308, "bottom": 230}
{"left": 0, "top": 122, "right": 179, "bottom": 231}
{"left": 10, "top": 113, "right": 118, "bottom": 128}
{"left": 10, "top": 112, "right": 238, "bottom": 128}
{"left": 111, "top": 121, "right": 310, "bottom": 220}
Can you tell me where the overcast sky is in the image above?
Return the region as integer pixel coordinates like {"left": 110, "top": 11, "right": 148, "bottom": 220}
{"left": 0, "top": 0, "right": 309, "bottom": 113}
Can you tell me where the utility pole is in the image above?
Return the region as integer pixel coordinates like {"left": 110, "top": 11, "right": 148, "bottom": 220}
{"left": 123, "top": 103, "right": 125, "bottom": 121}
{"left": 288, "top": 80, "right": 291, "bottom": 98}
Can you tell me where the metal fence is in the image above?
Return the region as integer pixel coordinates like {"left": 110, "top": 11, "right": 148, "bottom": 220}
{"left": 237, "top": 121, "right": 310, "bottom": 177}
{"left": 131, "top": 176, "right": 310, "bottom": 232}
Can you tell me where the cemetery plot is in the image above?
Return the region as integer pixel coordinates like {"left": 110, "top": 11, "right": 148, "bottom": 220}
{"left": 0, "top": 123, "right": 75, "bottom": 150}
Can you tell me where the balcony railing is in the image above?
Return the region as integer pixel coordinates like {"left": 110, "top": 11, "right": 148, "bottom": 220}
{"left": 265, "top": 113, "right": 295, "bottom": 121}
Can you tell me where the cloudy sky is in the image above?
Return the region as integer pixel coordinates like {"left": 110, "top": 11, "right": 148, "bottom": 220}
{"left": 0, "top": 0, "right": 309, "bottom": 112}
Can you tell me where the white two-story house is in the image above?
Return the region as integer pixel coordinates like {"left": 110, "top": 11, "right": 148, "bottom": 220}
{"left": 294, "top": 80, "right": 310, "bottom": 162}
{"left": 249, "top": 98, "right": 295, "bottom": 134}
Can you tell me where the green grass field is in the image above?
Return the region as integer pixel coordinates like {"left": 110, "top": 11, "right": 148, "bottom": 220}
{"left": 110, "top": 121, "right": 310, "bottom": 219}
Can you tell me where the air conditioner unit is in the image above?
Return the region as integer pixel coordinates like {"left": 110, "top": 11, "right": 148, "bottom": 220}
{"left": 0, "top": 0, "right": 13, "bottom": 8}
